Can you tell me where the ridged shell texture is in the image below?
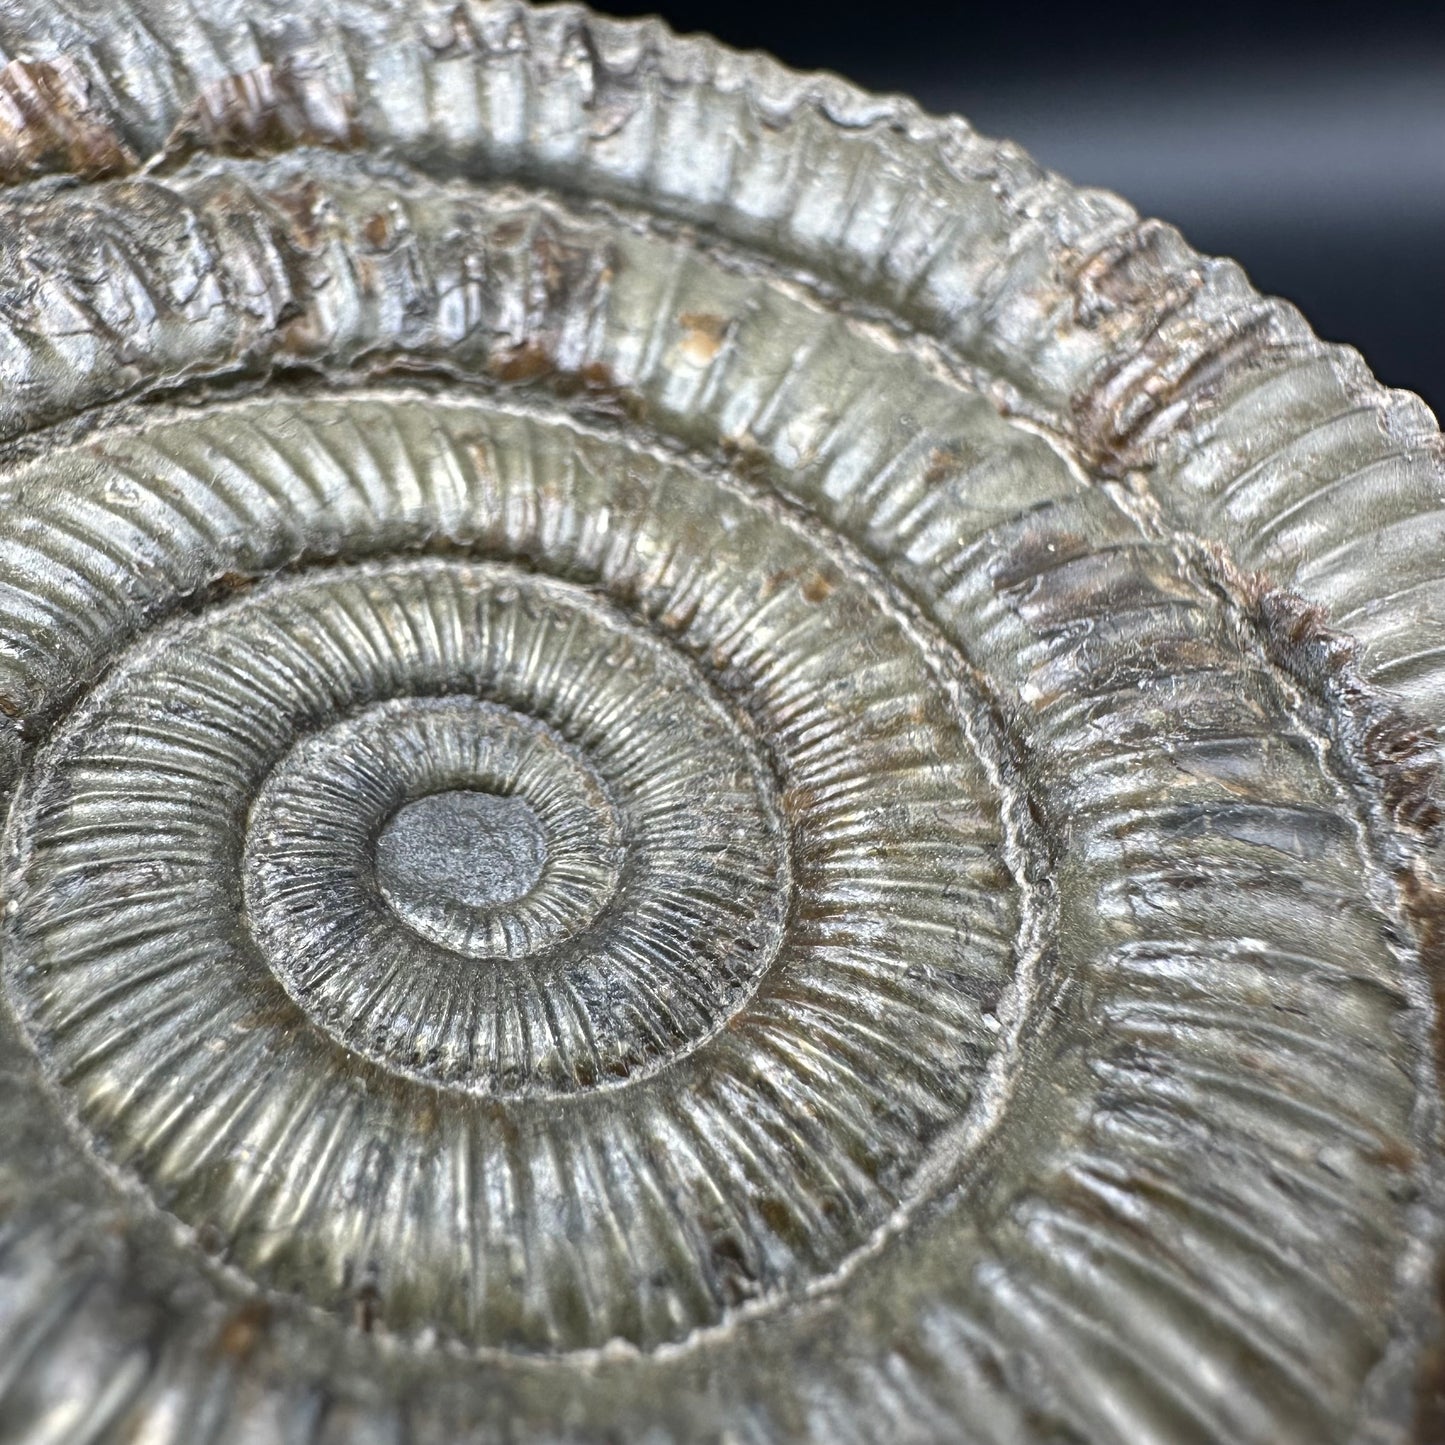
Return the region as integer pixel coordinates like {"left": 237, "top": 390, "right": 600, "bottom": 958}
{"left": 0, "top": 4, "right": 1439, "bottom": 1444}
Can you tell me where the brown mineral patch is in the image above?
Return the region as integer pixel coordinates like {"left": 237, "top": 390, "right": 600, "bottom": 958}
{"left": 552, "top": 359, "right": 647, "bottom": 421}
{"left": 1366, "top": 1133, "right": 1420, "bottom": 1175}
{"left": 719, "top": 433, "right": 774, "bottom": 486}
{"left": 1071, "top": 220, "right": 1200, "bottom": 326}
{"left": 989, "top": 528, "right": 1093, "bottom": 595}
{"left": 1397, "top": 867, "right": 1445, "bottom": 1085}
{"left": 208, "top": 571, "right": 258, "bottom": 599}
{"left": 923, "top": 446, "right": 966, "bottom": 489}
{"left": 354, "top": 1281, "right": 382, "bottom": 1334}
{"left": 214, "top": 1300, "right": 271, "bottom": 1361}
{"left": 1217, "top": 548, "right": 1445, "bottom": 836}
{"left": 782, "top": 783, "right": 819, "bottom": 817}
{"left": 1399, "top": 863, "right": 1445, "bottom": 1440}
{"left": 0, "top": 57, "right": 136, "bottom": 184}
{"left": 421, "top": 3, "right": 484, "bottom": 57}
{"left": 161, "top": 61, "right": 363, "bottom": 167}
{"left": 464, "top": 437, "right": 492, "bottom": 477}
{"left": 756, "top": 1197, "right": 794, "bottom": 1237}
{"left": 194, "top": 1221, "right": 227, "bottom": 1256}
{"left": 758, "top": 566, "right": 796, "bottom": 601}
{"left": 361, "top": 210, "right": 395, "bottom": 249}
{"left": 576, "top": 360, "right": 616, "bottom": 391}
{"left": 801, "top": 571, "right": 835, "bottom": 604}
{"left": 268, "top": 177, "right": 327, "bottom": 252}
{"left": 1361, "top": 713, "right": 1444, "bottom": 835}
{"left": 491, "top": 340, "right": 556, "bottom": 384}
{"left": 1071, "top": 307, "right": 1277, "bottom": 478}
{"left": 234, "top": 999, "right": 304, "bottom": 1033}
{"left": 678, "top": 311, "right": 730, "bottom": 365}
{"left": 757, "top": 564, "right": 835, "bottom": 603}
{"left": 1415, "top": 1337, "right": 1445, "bottom": 1445}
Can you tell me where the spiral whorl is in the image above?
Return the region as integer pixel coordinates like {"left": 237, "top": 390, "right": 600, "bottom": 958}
{"left": 0, "top": 3, "right": 1437, "bottom": 1442}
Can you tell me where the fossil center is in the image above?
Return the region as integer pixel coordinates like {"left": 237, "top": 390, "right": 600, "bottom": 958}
{"left": 377, "top": 789, "right": 550, "bottom": 918}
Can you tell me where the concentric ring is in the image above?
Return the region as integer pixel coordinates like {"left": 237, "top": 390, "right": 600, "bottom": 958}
{"left": 255, "top": 696, "right": 623, "bottom": 963}
{"left": 3, "top": 461, "right": 1017, "bottom": 1348}
{"left": 0, "top": 2, "right": 1435, "bottom": 1437}
{"left": 17, "top": 561, "right": 791, "bottom": 1098}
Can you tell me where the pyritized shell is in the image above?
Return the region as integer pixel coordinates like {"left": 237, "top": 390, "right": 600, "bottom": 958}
{"left": 0, "top": 3, "right": 1439, "bottom": 1444}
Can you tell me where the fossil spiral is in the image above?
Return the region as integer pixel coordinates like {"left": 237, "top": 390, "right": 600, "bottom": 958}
{"left": 0, "top": 3, "right": 1439, "bottom": 1442}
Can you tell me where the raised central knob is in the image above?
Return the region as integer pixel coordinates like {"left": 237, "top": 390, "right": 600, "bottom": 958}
{"left": 377, "top": 789, "right": 549, "bottom": 915}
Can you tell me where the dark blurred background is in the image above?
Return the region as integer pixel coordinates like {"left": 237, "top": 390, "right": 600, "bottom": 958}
{"left": 589, "top": 0, "right": 1444, "bottom": 417}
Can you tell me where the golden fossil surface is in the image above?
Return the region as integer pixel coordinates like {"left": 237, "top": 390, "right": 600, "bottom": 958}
{"left": 0, "top": 3, "right": 1441, "bottom": 1442}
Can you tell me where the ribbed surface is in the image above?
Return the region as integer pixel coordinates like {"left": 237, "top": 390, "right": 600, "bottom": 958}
{"left": 0, "top": 4, "right": 1434, "bottom": 1444}
{"left": 268, "top": 699, "right": 622, "bottom": 961}
{"left": 0, "top": 0, "right": 1436, "bottom": 710}
{"left": 2, "top": 407, "right": 1014, "bottom": 1356}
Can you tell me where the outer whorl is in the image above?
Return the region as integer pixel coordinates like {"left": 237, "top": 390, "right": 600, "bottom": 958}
{"left": 0, "top": 5, "right": 1439, "bottom": 1443}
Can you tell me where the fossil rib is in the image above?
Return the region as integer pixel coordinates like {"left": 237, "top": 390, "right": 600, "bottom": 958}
{"left": 0, "top": 5, "right": 1438, "bottom": 1444}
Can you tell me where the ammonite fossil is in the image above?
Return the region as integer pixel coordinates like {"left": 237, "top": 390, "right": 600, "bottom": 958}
{"left": 0, "top": 4, "right": 1440, "bottom": 1442}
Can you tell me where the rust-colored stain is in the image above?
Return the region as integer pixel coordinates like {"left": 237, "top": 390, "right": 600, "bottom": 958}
{"left": 492, "top": 340, "right": 557, "bottom": 384}
{"left": 214, "top": 1300, "right": 271, "bottom": 1362}
{"left": 1367, "top": 1133, "right": 1420, "bottom": 1176}
{"left": 922, "top": 446, "right": 966, "bottom": 489}
{"left": 552, "top": 359, "right": 647, "bottom": 421}
{"left": 161, "top": 61, "right": 363, "bottom": 167}
{"left": 1362, "top": 711, "right": 1445, "bottom": 834}
{"left": 757, "top": 565, "right": 836, "bottom": 604}
{"left": 989, "top": 528, "right": 1093, "bottom": 595}
{"left": 0, "top": 57, "right": 136, "bottom": 183}
{"left": 678, "top": 311, "right": 730, "bottom": 365}
{"left": 0, "top": 5, "right": 1433, "bottom": 1437}
{"left": 801, "top": 572, "right": 835, "bottom": 604}
{"left": 1223, "top": 549, "right": 1444, "bottom": 836}
{"left": 354, "top": 1282, "right": 382, "bottom": 1334}
{"left": 1071, "top": 307, "right": 1276, "bottom": 479}
{"left": 1398, "top": 863, "right": 1445, "bottom": 1443}
{"left": 717, "top": 434, "right": 774, "bottom": 487}
{"left": 420, "top": 4, "right": 484, "bottom": 59}
{"left": 269, "top": 176, "right": 327, "bottom": 251}
{"left": 362, "top": 210, "right": 395, "bottom": 249}
{"left": 1070, "top": 219, "right": 1201, "bottom": 324}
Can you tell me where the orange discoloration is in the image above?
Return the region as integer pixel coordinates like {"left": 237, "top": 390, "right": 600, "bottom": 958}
{"left": 1396, "top": 864, "right": 1445, "bottom": 1438}
{"left": 1218, "top": 546, "right": 1445, "bottom": 836}
{"left": 758, "top": 565, "right": 837, "bottom": 606}
{"left": 269, "top": 177, "right": 328, "bottom": 251}
{"left": 922, "top": 446, "right": 965, "bottom": 489}
{"left": 678, "top": 311, "right": 730, "bottom": 365}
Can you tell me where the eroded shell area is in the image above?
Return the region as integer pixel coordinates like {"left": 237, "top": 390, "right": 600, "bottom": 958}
{"left": 0, "top": 2, "right": 1437, "bottom": 1444}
